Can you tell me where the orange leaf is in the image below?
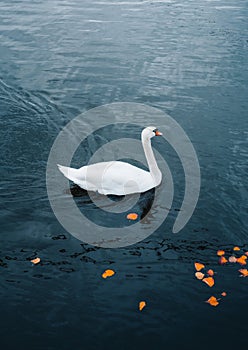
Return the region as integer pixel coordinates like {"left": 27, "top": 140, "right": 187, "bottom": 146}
{"left": 236, "top": 256, "right": 247, "bottom": 266}
{"left": 194, "top": 262, "right": 205, "bottom": 271}
{"left": 206, "top": 296, "right": 219, "bottom": 307}
{"left": 233, "top": 246, "right": 240, "bottom": 251}
{"left": 219, "top": 256, "right": 228, "bottom": 265}
{"left": 217, "top": 250, "right": 225, "bottom": 256}
{"left": 102, "top": 269, "right": 115, "bottom": 279}
{"left": 126, "top": 213, "right": 138, "bottom": 221}
{"left": 207, "top": 269, "right": 214, "bottom": 276}
{"left": 228, "top": 256, "right": 237, "bottom": 263}
{"left": 239, "top": 269, "right": 248, "bottom": 277}
{"left": 139, "top": 301, "right": 146, "bottom": 311}
{"left": 31, "top": 257, "right": 40, "bottom": 265}
{"left": 195, "top": 272, "right": 205, "bottom": 280}
{"left": 221, "top": 292, "right": 227, "bottom": 297}
{"left": 202, "top": 277, "right": 215, "bottom": 287}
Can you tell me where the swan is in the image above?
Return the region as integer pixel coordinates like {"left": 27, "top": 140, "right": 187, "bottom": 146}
{"left": 57, "top": 126, "right": 162, "bottom": 196}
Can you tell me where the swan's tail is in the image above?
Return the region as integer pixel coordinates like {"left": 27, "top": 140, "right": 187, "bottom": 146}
{"left": 57, "top": 164, "right": 80, "bottom": 183}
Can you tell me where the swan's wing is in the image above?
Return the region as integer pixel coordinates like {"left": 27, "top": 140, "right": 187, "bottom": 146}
{"left": 85, "top": 161, "right": 153, "bottom": 195}
{"left": 57, "top": 164, "right": 95, "bottom": 191}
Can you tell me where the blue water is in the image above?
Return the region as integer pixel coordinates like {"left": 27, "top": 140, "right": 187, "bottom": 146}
{"left": 0, "top": 0, "right": 247, "bottom": 349}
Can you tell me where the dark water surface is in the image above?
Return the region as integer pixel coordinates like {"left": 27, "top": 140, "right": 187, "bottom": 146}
{"left": 0, "top": 0, "right": 247, "bottom": 349}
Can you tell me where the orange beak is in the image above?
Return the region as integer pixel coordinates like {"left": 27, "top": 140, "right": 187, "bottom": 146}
{"left": 155, "top": 130, "right": 163, "bottom": 136}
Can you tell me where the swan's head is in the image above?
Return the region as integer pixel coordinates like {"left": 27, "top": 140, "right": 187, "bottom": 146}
{"left": 142, "top": 126, "right": 163, "bottom": 141}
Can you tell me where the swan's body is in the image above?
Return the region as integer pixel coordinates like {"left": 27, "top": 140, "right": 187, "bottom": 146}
{"left": 58, "top": 126, "right": 162, "bottom": 195}
{"left": 58, "top": 160, "right": 158, "bottom": 195}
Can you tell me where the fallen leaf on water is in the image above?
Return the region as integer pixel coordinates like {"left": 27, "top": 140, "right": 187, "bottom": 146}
{"left": 139, "top": 301, "right": 146, "bottom": 311}
{"left": 221, "top": 292, "right": 227, "bottom": 297}
{"left": 206, "top": 296, "right": 219, "bottom": 307}
{"left": 31, "top": 257, "right": 40, "bottom": 265}
{"left": 194, "top": 262, "right": 205, "bottom": 271}
{"left": 245, "top": 252, "right": 248, "bottom": 257}
{"left": 233, "top": 246, "right": 240, "bottom": 251}
{"left": 228, "top": 256, "right": 237, "bottom": 263}
{"left": 219, "top": 256, "right": 228, "bottom": 265}
{"left": 217, "top": 250, "right": 225, "bottom": 256}
{"left": 126, "top": 213, "right": 138, "bottom": 221}
{"left": 239, "top": 269, "right": 248, "bottom": 277}
{"left": 195, "top": 272, "right": 205, "bottom": 280}
{"left": 102, "top": 269, "right": 115, "bottom": 279}
{"left": 207, "top": 269, "right": 214, "bottom": 276}
{"left": 202, "top": 277, "right": 215, "bottom": 287}
{"left": 236, "top": 256, "right": 247, "bottom": 266}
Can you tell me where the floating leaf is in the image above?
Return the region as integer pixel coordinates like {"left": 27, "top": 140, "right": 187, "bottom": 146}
{"left": 102, "top": 269, "right": 115, "bottom": 279}
{"left": 233, "top": 246, "right": 240, "bottom": 251}
{"left": 245, "top": 252, "right": 248, "bottom": 257}
{"left": 228, "top": 256, "right": 237, "bottom": 263}
{"left": 206, "top": 296, "right": 219, "bottom": 307}
{"left": 126, "top": 213, "right": 138, "bottom": 221}
{"left": 239, "top": 269, "right": 248, "bottom": 277}
{"left": 194, "top": 262, "right": 205, "bottom": 271}
{"left": 139, "top": 301, "right": 146, "bottom": 311}
{"left": 31, "top": 257, "right": 40, "bottom": 265}
{"left": 195, "top": 272, "right": 205, "bottom": 280}
{"left": 207, "top": 269, "right": 214, "bottom": 276}
{"left": 236, "top": 256, "right": 247, "bottom": 266}
{"left": 219, "top": 256, "right": 228, "bottom": 265}
{"left": 217, "top": 250, "right": 225, "bottom": 256}
{"left": 202, "top": 277, "right": 215, "bottom": 287}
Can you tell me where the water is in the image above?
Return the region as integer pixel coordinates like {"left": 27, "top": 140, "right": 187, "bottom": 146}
{"left": 0, "top": 0, "right": 247, "bottom": 349}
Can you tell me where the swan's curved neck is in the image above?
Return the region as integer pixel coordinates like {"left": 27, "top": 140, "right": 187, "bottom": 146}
{"left": 142, "top": 135, "right": 162, "bottom": 185}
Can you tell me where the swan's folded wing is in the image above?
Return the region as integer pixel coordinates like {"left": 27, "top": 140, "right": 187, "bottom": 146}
{"left": 98, "top": 162, "right": 153, "bottom": 195}
{"left": 57, "top": 164, "right": 97, "bottom": 191}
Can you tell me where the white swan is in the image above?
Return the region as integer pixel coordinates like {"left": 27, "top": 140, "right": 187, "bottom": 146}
{"left": 57, "top": 126, "right": 162, "bottom": 195}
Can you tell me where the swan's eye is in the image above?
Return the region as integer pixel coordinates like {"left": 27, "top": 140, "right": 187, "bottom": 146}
{"left": 153, "top": 128, "right": 157, "bottom": 133}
